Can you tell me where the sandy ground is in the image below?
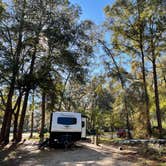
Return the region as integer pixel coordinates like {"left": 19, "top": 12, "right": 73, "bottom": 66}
{"left": 0, "top": 141, "right": 160, "bottom": 166}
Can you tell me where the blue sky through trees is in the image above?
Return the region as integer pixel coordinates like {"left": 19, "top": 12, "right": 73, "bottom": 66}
{"left": 70, "top": 0, "right": 117, "bottom": 76}
{"left": 2, "top": 0, "right": 117, "bottom": 76}
{"left": 70, "top": 0, "right": 114, "bottom": 24}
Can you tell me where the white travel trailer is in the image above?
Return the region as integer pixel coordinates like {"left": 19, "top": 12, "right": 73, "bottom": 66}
{"left": 49, "top": 112, "right": 86, "bottom": 147}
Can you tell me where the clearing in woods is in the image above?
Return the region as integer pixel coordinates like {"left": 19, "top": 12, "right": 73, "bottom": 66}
{"left": 0, "top": 141, "right": 162, "bottom": 166}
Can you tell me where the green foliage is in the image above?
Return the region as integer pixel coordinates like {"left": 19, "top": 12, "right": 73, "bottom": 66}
{"left": 103, "top": 0, "right": 166, "bottom": 138}
{"left": 0, "top": 0, "right": 96, "bottom": 143}
{"left": 0, "top": 1, "right": 5, "bottom": 18}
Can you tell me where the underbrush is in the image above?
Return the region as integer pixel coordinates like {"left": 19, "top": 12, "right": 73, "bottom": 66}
{"left": 99, "top": 136, "right": 166, "bottom": 164}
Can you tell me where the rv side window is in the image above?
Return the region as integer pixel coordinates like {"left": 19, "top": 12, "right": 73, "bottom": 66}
{"left": 57, "top": 117, "right": 77, "bottom": 125}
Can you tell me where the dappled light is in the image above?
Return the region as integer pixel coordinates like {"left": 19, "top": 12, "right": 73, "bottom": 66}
{"left": 0, "top": 0, "right": 166, "bottom": 165}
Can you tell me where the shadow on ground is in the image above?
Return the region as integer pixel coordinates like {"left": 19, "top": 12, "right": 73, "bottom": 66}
{"left": 2, "top": 141, "right": 162, "bottom": 166}
{"left": 0, "top": 142, "right": 111, "bottom": 166}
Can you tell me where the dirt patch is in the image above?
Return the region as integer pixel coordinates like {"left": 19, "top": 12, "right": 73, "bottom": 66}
{"left": 0, "top": 141, "right": 164, "bottom": 166}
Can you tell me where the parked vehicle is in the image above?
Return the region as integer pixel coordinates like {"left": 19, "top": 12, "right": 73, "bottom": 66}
{"left": 117, "top": 129, "right": 126, "bottom": 138}
{"left": 49, "top": 112, "right": 86, "bottom": 147}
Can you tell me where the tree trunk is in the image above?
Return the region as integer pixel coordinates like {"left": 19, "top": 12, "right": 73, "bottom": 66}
{"left": 29, "top": 92, "right": 35, "bottom": 139}
{"left": 4, "top": 111, "right": 14, "bottom": 144}
{"left": 58, "top": 73, "right": 70, "bottom": 111}
{"left": 0, "top": 110, "right": 11, "bottom": 144}
{"left": 0, "top": 80, "right": 15, "bottom": 144}
{"left": 29, "top": 110, "right": 34, "bottom": 139}
{"left": 96, "top": 133, "right": 99, "bottom": 145}
{"left": 12, "top": 91, "right": 23, "bottom": 141}
{"left": 0, "top": 2, "right": 26, "bottom": 145}
{"left": 140, "top": 48, "right": 152, "bottom": 137}
{"left": 13, "top": 113, "right": 19, "bottom": 141}
{"left": 163, "top": 76, "right": 166, "bottom": 88}
{"left": 135, "top": 1, "right": 152, "bottom": 137}
{"left": 17, "top": 89, "right": 30, "bottom": 142}
{"left": 124, "top": 98, "right": 132, "bottom": 139}
{"left": 16, "top": 31, "right": 38, "bottom": 142}
{"left": 111, "top": 127, "right": 114, "bottom": 139}
{"left": 150, "top": 22, "right": 163, "bottom": 137}
{"left": 138, "top": 13, "right": 152, "bottom": 137}
{"left": 39, "top": 91, "right": 46, "bottom": 142}
{"left": 152, "top": 57, "right": 162, "bottom": 137}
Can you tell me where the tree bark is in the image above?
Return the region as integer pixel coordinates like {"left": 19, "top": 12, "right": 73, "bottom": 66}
{"left": 16, "top": 31, "right": 38, "bottom": 142}
{"left": 140, "top": 46, "right": 152, "bottom": 137}
{"left": 152, "top": 57, "right": 162, "bottom": 137}
{"left": 58, "top": 72, "right": 70, "bottom": 111}
{"left": 124, "top": 98, "right": 132, "bottom": 139}
{"left": 29, "top": 92, "right": 35, "bottom": 139}
{"left": 13, "top": 91, "right": 23, "bottom": 141}
{"left": 163, "top": 76, "right": 166, "bottom": 88}
{"left": 137, "top": 2, "right": 152, "bottom": 137}
{"left": 29, "top": 111, "right": 34, "bottom": 139}
{"left": 0, "top": 79, "right": 15, "bottom": 144}
{"left": 13, "top": 113, "right": 19, "bottom": 141}
{"left": 39, "top": 91, "right": 46, "bottom": 142}
{"left": 17, "top": 89, "right": 30, "bottom": 142}
{"left": 150, "top": 22, "right": 162, "bottom": 137}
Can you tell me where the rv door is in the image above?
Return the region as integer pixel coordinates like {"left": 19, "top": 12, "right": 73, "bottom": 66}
{"left": 81, "top": 117, "right": 86, "bottom": 138}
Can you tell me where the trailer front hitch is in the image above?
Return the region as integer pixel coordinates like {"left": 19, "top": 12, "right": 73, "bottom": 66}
{"left": 60, "top": 134, "right": 72, "bottom": 150}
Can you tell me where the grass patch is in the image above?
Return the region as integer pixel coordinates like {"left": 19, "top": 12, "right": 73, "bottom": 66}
{"left": 99, "top": 136, "right": 124, "bottom": 144}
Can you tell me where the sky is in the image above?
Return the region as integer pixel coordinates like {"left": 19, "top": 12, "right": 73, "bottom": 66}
{"left": 70, "top": 0, "right": 114, "bottom": 25}
{"left": 70, "top": 0, "right": 115, "bottom": 75}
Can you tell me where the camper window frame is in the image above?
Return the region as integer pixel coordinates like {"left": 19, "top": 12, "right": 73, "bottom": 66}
{"left": 57, "top": 117, "right": 77, "bottom": 125}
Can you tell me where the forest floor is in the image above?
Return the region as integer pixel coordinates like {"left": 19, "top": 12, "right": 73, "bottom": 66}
{"left": 0, "top": 140, "right": 166, "bottom": 166}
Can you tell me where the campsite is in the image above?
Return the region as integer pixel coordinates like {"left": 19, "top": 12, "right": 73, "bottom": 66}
{"left": 0, "top": 0, "right": 166, "bottom": 165}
